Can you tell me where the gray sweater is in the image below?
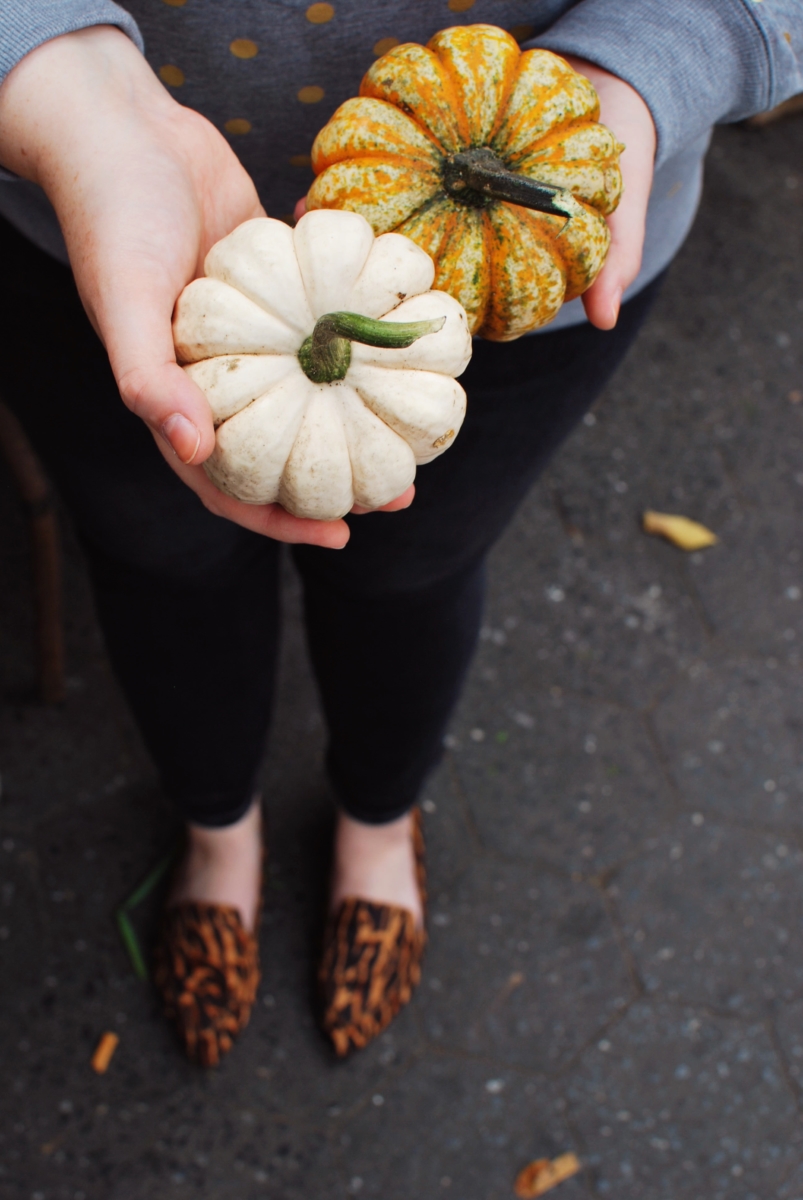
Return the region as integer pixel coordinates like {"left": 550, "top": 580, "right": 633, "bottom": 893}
{"left": 1, "top": 1, "right": 801, "bottom": 329}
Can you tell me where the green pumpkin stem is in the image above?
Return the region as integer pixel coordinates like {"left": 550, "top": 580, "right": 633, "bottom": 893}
{"left": 443, "top": 147, "right": 581, "bottom": 219}
{"left": 298, "top": 311, "right": 446, "bottom": 384}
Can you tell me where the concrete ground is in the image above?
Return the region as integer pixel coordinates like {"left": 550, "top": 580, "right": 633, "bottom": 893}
{"left": 2, "top": 113, "right": 803, "bottom": 1200}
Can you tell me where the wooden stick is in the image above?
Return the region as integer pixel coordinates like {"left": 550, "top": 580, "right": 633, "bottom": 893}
{"left": 0, "top": 400, "right": 65, "bottom": 704}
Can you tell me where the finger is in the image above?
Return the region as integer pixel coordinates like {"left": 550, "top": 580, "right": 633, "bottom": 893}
{"left": 155, "top": 439, "right": 350, "bottom": 547}
{"left": 351, "top": 483, "right": 416, "bottom": 515}
{"left": 294, "top": 196, "right": 307, "bottom": 223}
{"left": 581, "top": 207, "right": 643, "bottom": 330}
{"left": 563, "top": 64, "right": 655, "bottom": 332}
{"left": 581, "top": 133, "right": 653, "bottom": 331}
{"left": 93, "top": 263, "right": 218, "bottom": 465}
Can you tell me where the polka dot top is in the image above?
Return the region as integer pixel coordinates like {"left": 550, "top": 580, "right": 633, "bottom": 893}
{"left": 9, "top": 0, "right": 792, "bottom": 314}
{"left": 129, "top": 0, "right": 572, "bottom": 220}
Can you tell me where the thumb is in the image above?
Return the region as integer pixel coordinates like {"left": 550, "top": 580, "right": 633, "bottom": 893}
{"left": 580, "top": 222, "right": 633, "bottom": 331}
{"left": 119, "top": 360, "right": 216, "bottom": 466}
{"left": 92, "top": 272, "right": 216, "bottom": 465}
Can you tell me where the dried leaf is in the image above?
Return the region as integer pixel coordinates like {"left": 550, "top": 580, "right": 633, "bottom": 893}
{"left": 642, "top": 510, "right": 718, "bottom": 551}
{"left": 746, "top": 93, "right": 803, "bottom": 128}
{"left": 91, "top": 1031, "right": 119, "bottom": 1074}
{"left": 514, "top": 1152, "right": 581, "bottom": 1197}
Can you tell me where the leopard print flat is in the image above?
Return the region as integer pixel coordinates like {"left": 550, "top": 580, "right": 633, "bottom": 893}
{"left": 153, "top": 902, "right": 260, "bottom": 1067}
{"left": 319, "top": 808, "right": 427, "bottom": 1057}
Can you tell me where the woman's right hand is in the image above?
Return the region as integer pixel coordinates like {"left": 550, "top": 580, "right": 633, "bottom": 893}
{"left": 0, "top": 25, "right": 355, "bottom": 548}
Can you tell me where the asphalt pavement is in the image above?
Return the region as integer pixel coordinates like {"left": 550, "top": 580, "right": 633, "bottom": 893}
{"left": 1, "top": 113, "right": 803, "bottom": 1200}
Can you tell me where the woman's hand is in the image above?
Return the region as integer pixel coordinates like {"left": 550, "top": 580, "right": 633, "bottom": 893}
{"left": 0, "top": 27, "right": 410, "bottom": 547}
{"left": 562, "top": 57, "right": 657, "bottom": 331}
{"left": 296, "top": 58, "right": 655, "bottom": 333}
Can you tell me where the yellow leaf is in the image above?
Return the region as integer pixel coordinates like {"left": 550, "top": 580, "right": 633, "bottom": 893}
{"left": 514, "top": 1152, "right": 582, "bottom": 1197}
{"left": 642, "top": 510, "right": 718, "bottom": 551}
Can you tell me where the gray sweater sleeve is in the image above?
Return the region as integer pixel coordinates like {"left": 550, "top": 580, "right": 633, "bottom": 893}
{"left": 532, "top": 0, "right": 803, "bottom": 168}
{"left": 0, "top": 1, "right": 143, "bottom": 84}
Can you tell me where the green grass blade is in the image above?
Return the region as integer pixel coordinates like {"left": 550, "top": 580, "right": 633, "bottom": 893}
{"left": 121, "top": 853, "right": 173, "bottom": 911}
{"left": 116, "top": 908, "right": 149, "bottom": 981}
{"left": 115, "top": 851, "right": 174, "bottom": 981}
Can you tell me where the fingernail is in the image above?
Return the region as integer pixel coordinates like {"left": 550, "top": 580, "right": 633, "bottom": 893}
{"left": 161, "top": 413, "right": 201, "bottom": 464}
{"left": 609, "top": 289, "right": 623, "bottom": 326}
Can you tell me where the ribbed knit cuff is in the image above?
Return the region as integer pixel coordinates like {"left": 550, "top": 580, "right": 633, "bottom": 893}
{"left": 0, "top": 2, "right": 144, "bottom": 181}
{"left": 530, "top": 0, "right": 802, "bottom": 168}
{"left": 0, "top": 1, "right": 144, "bottom": 86}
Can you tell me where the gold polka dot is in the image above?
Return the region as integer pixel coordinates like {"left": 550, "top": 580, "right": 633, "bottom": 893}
{"left": 159, "top": 65, "right": 185, "bottom": 87}
{"left": 447, "top": 0, "right": 475, "bottom": 11}
{"left": 289, "top": 154, "right": 313, "bottom": 168}
{"left": 373, "top": 37, "right": 400, "bottom": 57}
{"left": 229, "top": 39, "right": 258, "bottom": 59}
{"left": 306, "top": 3, "right": 335, "bottom": 23}
{"left": 509, "top": 24, "right": 534, "bottom": 43}
{"left": 298, "top": 85, "right": 325, "bottom": 104}
{"left": 162, "top": 0, "right": 187, "bottom": 7}
{"left": 225, "top": 118, "right": 252, "bottom": 135}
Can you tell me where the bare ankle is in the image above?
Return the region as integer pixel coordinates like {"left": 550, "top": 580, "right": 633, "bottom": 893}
{"left": 171, "top": 795, "right": 263, "bottom": 931}
{"left": 187, "top": 795, "right": 262, "bottom": 854}
{"left": 331, "top": 808, "right": 422, "bottom": 925}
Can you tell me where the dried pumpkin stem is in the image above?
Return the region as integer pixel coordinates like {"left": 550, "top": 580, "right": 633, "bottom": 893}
{"left": 443, "top": 147, "right": 580, "bottom": 219}
{"left": 298, "top": 311, "right": 446, "bottom": 384}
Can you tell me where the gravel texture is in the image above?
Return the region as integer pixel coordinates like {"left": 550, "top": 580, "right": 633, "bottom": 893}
{"left": 2, "top": 116, "right": 803, "bottom": 1199}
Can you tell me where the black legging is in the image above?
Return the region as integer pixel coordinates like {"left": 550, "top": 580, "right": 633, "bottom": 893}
{"left": 0, "top": 217, "right": 663, "bottom": 826}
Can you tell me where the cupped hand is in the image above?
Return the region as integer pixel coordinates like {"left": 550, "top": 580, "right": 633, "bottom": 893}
{"left": 562, "top": 56, "right": 657, "bottom": 330}
{"left": 296, "top": 57, "right": 655, "bottom": 334}
{"left": 0, "top": 27, "right": 412, "bottom": 547}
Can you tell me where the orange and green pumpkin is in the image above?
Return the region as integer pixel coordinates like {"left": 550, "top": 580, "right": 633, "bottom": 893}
{"left": 307, "top": 24, "right": 624, "bottom": 341}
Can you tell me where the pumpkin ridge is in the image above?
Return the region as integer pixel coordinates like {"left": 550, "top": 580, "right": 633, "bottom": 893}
{"left": 393, "top": 191, "right": 457, "bottom": 245}
{"left": 511, "top": 115, "right": 617, "bottom": 156}
{"left": 507, "top": 113, "right": 610, "bottom": 160}
{"left": 344, "top": 95, "right": 455, "bottom": 161}
{"left": 514, "top": 204, "right": 574, "bottom": 280}
{"left": 493, "top": 73, "right": 580, "bottom": 158}
{"left": 492, "top": 52, "right": 601, "bottom": 163}
{"left": 311, "top": 97, "right": 445, "bottom": 173}
{"left": 213, "top": 371, "right": 300, "bottom": 427}
{"left": 360, "top": 42, "right": 469, "bottom": 154}
{"left": 506, "top": 121, "right": 619, "bottom": 164}
{"left": 481, "top": 203, "right": 566, "bottom": 341}
{"left": 427, "top": 24, "right": 521, "bottom": 150}
{"left": 308, "top": 156, "right": 442, "bottom": 235}
{"left": 476, "top": 210, "right": 494, "bottom": 332}
{"left": 484, "top": 44, "right": 523, "bottom": 148}
{"left": 426, "top": 205, "right": 489, "bottom": 331}
{"left": 321, "top": 151, "right": 439, "bottom": 172}
{"left": 308, "top": 29, "right": 622, "bottom": 339}
{"left": 508, "top": 196, "right": 609, "bottom": 303}
{"left": 516, "top": 141, "right": 617, "bottom": 168}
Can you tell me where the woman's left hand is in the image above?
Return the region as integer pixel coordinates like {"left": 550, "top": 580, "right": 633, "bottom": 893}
{"left": 562, "top": 56, "right": 657, "bottom": 330}
{"left": 295, "top": 57, "right": 655, "bottom": 334}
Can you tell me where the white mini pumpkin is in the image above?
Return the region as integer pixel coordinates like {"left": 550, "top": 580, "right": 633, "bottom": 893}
{"left": 173, "top": 209, "right": 472, "bottom": 521}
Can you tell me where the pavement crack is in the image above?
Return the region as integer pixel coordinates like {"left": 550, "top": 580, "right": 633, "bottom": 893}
{"left": 675, "top": 555, "right": 717, "bottom": 639}
{"left": 640, "top": 708, "right": 684, "bottom": 812}
{"left": 446, "top": 751, "right": 485, "bottom": 853}
{"left": 551, "top": 486, "right": 585, "bottom": 545}
{"left": 765, "top": 1011, "right": 803, "bottom": 1112}
{"left": 593, "top": 877, "right": 646, "bottom": 1001}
